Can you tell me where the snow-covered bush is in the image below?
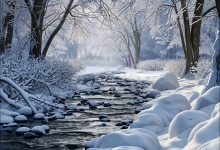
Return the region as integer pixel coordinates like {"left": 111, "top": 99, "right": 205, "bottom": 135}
{"left": 0, "top": 53, "right": 84, "bottom": 91}
{"left": 191, "top": 58, "right": 212, "bottom": 80}
{"left": 137, "top": 59, "right": 165, "bottom": 71}
{"left": 163, "top": 59, "right": 185, "bottom": 77}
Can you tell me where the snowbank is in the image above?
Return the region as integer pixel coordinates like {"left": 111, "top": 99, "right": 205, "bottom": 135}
{"left": 135, "top": 94, "right": 191, "bottom": 126}
{"left": 130, "top": 113, "right": 164, "bottom": 134}
{"left": 183, "top": 113, "right": 220, "bottom": 150}
{"left": 191, "top": 86, "right": 220, "bottom": 110}
{"left": 87, "top": 128, "right": 160, "bottom": 150}
{"left": 168, "top": 110, "right": 209, "bottom": 139}
{"left": 152, "top": 72, "right": 180, "bottom": 91}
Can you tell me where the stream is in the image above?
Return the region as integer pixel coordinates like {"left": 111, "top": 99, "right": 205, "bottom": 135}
{"left": 0, "top": 79, "right": 143, "bottom": 150}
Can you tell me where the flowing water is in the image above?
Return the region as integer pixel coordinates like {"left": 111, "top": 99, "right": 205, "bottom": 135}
{"left": 0, "top": 80, "right": 141, "bottom": 150}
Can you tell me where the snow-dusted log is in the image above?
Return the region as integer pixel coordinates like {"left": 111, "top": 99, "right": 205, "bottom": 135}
{"left": 0, "top": 89, "right": 23, "bottom": 109}
{"left": 0, "top": 77, "right": 38, "bottom": 114}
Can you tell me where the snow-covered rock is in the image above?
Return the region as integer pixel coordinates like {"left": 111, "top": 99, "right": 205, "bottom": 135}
{"left": 88, "top": 128, "right": 160, "bottom": 150}
{"left": 69, "top": 84, "right": 77, "bottom": 92}
{"left": 53, "top": 113, "right": 65, "bottom": 119}
{"left": 34, "top": 113, "right": 45, "bottom": 120}
{"left": 0, "top": 115, "right": 14, "bottom": 124}
{"left": 31, "top": 126, "right": 46, "bottom": 135}
{"left": 152, "top": 72, "right": 180, "bottom": 91}
{"left": 142, "top": 102, "right": 154, "bottom": 110}
{"left": 3, "top": 123, "right": 18, "bottom": 127}
{"left": 16, "top": 127, "right": 30, "bottom": 135}
{"left": 169, "top": 110, "right": 209, "bottom": 139}
{"left": 191, "top": 86, "right": 220, "bottom": 110}
{"left": 14, "top": 115, "right": 28, "bottom": 122}
{"left": 88, "top": 100, "right": 99, "bottom": 107}
{"left": 148, "top": 89, "right": 161, "bottom": 98}
{"left": 135, "top": 94, "right": 191, "bottom": 127}
{"left": 42, "top": 125, "right": 50, "bottom": 132}
{"left": 66, "top": 105, "right": 78, "bottom": 111}
{"left": 0, "top": 109, "right": 20, "bottom": 117}
{"left": 183, "top": 113, "right": 220, "bottom": 150}
{"left": 17, "top": 106, "right": 33, "bottom": 116}
{"left": 130, "top": 113, "right": 164, "bottom": 134}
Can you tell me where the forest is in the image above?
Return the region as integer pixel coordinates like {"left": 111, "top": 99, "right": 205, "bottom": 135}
{"left": 0, "top": 0, "right": 219, "bottom": 150}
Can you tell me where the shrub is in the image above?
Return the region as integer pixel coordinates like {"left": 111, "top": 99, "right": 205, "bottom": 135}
{"left": 163, "top": 59, "right": 185, "bottom": 77}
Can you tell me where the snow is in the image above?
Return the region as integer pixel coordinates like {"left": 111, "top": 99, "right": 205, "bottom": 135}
{"left": 0, "top": 109, "right": 20, "bottom": 117}
{"left": 18, "top": 106, "right": 33, "bottom": 116}
{"left": 14, "top": 115, "right": 28, "bottom": 122}
{"left": 168, "top": 110, "right": 209, "bottom": 139}
{"left": 130, "top": 113, "right": 164, "bottom": 134}
{"left": 183, "top": 113, "right": 220, "bottom": 150}
{"left": 31, "top": 126, "right": 46, "bottom": 135}
{"left": 191, "top": 86, "right": 220, "bottom": 110}
{"left": 34, "top": 113, "right": 45, "bottom": 119}
{"left": 0, "top": 115, "right": 14, "bottom": 124}
{"left": 16, "top": 127, "right": 31, "bottom": 134}
{"left": 88, "top": 146, "right": 144, "bottom": 150}
{"left": 152, "top": 72, "right": 180, "bottom": 91}
{"left": 88, "top": 128, "right": 160, "bottom": 150}
{"left": 134, "top": 94, "right": 191, "bottom": 127}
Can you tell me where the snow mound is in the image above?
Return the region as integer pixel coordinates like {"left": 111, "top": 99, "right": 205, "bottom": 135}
{"left": 0, "top": 115, "right": 14, "bottom": 124}
{"left": 0, "top": 109, "right": 20, "bottom": 117}
{"left": 211, "top": 103, "right": 219, "bottom": 118}
{"left": 198, "top": 137, "right": 220, "bottom": 150}
{"left": 135, "top": 94, "right": 191, "bottom": 126}
{"left": 152, "top": 72, "right": 179, "bottom": 91}
{"left": 17, "top": 106, "right": 33, "bottom": 116}
{"left": 191, "top": 86, "right": 220, "bottom": 110}
{"left": 130, "top": 113, "right": 164, "bottom": 134}
{"left": 89, "top": 128, "right": 160, "bottom": 150}
{"left": 183, "top": 112, "right": 220, "bottom": 150}
{"left": 169, "top": 110, "right": 209, "bottom": 139}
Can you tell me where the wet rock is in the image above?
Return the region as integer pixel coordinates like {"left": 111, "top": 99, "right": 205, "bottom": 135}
{"left": 66, "top": 144, "right": 78, "bottom": 149}
{"left": 121, "top": 120, "right": 133, "bottom": 125}
{"left": 135, "top": 107, "right": 142, "bottom": 114}
{"left": 100, "top": 123, "right": 107, "bottom": 126}
{"left": 89, "top": 106, "right": 97, "bottom": 109}
{"left": 115, "top": 122, "right": 123, "bottom": 126}
{"left": 6, "top": 129, "right": 13, "bottom": 134}
{"left": 103, "top": 103, "right": 112, "bottom": 107}
{"left": 24, "top": 132, "right": 37, "bottom": 139}
{"left": 121, "top": 125, "right": 128, "bottom": 129}
{"left": 42, "top": 125, "right": 50, "bottom": 132}
{"left": 81, "top": 99, "right": 88, "bottom": 105}
{"left": 109, "top": 87, "right": 116, "bottom": 91}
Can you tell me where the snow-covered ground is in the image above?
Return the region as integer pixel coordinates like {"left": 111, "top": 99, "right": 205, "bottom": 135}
{"left": 81, "top": 66, "right": 219, "bottom": 150}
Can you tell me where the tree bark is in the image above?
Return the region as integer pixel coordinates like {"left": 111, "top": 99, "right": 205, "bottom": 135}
{"left": 180, "top": 0, "right": 194, "bottom": 75}
{"left": 28, "top": 0, "right": 46, "bottom": 58}
{"left": 191, "top": 0, "right": 205, "bottom": 63}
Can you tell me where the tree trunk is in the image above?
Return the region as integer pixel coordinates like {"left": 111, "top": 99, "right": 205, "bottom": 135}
{"left": 28, "top": 0, "right": 46, "bottom": 58}
{"left": 42, "top": 0, "right": 74, "bottom": 57}
{"left": 180, "top": 0, "right": 194, "bottom": 75}
{"left": 191, "top": 0, "right": 205, "bottom": 63}
{"left": 5, "top": 2, "right": 15, "bottom": 49}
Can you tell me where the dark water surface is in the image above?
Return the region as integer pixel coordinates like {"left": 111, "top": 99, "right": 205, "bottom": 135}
{"left": 0, "top": 80, "right": 140, "bottom": 150}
